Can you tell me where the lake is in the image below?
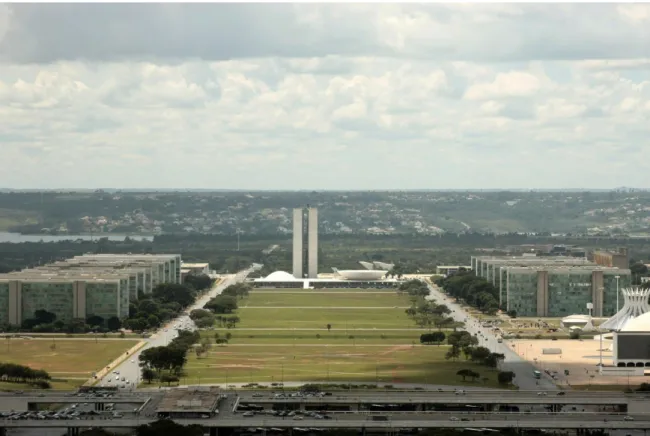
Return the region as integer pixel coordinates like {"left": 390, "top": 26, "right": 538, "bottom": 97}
{"left": 0, "top": 232, "right": 154, "bottom": 243}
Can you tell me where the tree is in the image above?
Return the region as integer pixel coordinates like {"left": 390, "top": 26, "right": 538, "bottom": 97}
{"left": 205, "top": 295, "right": 238, "bottom": 314}
{"left": 194, "top": 315, "right": 215, "bottom": 329}
{"left": 141, "top": 368, "right": 156, "bottom": 384}
{"left": 153, "top": 283, "right": 196, "bottom": 308}
{"left": 34, "top": 309, "right": 57, "bottom": 324}
{"left": 456, "top": 369, "right": 472, "bottom": 381}
{"left": 184, "top": 274, "right": 213, "bottom": 291}
{"left": 160, "top": 374, "right": 180, "bottom": 386}
{"left": 136, "top": 419, "right": 204, "bottom": 436}
{"left": 86, "top": 315, "right": 104, "bottom": 328}
{"left": 497, "top": 371, "right": 515, "bottom": 385}
{"left": 445, "top": 347, "right": 461, "bottom": 361}
{"left": 431, "top": 331, "right": 446, "bottom": 346}
{"left": 327, "top": 324, "right": 332, "bottom": 332}
{"left": 470, "top": 346, "right": 491, "bottom": 363}
{"left": 138, "top": 299, "right": 160, "bottom": 315}
{"left": 107, "top": 316, "right": 122, "bottom": 331}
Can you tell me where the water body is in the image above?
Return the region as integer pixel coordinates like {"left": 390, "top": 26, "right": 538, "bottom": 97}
{"left": 0, "top": 231, "right": 154, "bottom": 243}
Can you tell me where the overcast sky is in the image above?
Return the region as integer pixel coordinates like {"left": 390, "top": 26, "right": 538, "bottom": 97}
{"left": 1, "top": 3, "right": 650, "bottom": 190}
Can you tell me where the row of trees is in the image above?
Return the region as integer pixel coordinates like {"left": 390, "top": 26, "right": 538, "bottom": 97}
{"left": 0, "top": 362, "right": 51, "bottom": 389}
{"left": 435, "top": 271, "right": 500, "bottom": 315}
{"left": 445, "top": 331, "right": 505, "bottom": 368}
{"left": 139, "top": 330, "right": 200, "bottom": 385}
{"left": 5, "top": 309, "right": 120, "bottom": 334}
{"left": 398, "top": 280, "right": 456, "bottom": 331}
{"left": 123, "top": 281, "right": 207, "bottom": 332}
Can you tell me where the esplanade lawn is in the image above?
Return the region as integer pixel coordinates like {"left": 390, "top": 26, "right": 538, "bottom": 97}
{"left": 183, "top": 289, "right": 502, "bottom": 387}
{"left": 0, "top": 338, "right": 140, "bottom": 390}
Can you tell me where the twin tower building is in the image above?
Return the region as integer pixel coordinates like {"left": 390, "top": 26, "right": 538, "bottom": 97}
{"left": 292, "top": 207, "right": 318, "bottom": 279}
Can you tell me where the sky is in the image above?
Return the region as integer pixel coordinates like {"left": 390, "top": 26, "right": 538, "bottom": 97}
{"left": 1, "top": 3, "right": 650, "bottom": 190}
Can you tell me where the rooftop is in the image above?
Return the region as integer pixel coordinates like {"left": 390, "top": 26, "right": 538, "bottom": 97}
{"left": 156, "top": 387, "right": 221, "bottom": 413}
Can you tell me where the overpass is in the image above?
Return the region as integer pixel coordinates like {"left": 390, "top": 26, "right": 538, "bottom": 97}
{"left": 1, "top": 417, "right": 650, "bottom": 435}
{"left": 235, "top": 389, "right": 643, "bottom": 412}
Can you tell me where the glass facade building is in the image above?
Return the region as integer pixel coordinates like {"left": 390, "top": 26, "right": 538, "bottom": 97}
{"left": 0, "top": 253, "right": 183, "bottom": 326}
{"left": 472, "top": 255, "right": 631, "bottom": 317}
{"left": 503, "top": 266, "right": 631, "bottom": 317}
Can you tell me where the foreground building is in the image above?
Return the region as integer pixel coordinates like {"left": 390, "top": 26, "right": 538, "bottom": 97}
{"left": 0, "top": 253, "right": 181, "bottom": 326}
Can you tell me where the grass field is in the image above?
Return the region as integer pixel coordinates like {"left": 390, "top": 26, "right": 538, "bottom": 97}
{"left": 243, "top": 292, "right": 412, "bottom": 308}
{"left": 185, "top": 344, "right": 500, "bottom": 387}
{"left": 0, "top": 339, "right": 139, "bottom": 390}
{"left": 183, "top": 288, "right": 501, "bottom": 387}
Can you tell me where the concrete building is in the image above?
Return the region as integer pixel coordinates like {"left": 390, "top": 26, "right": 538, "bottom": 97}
{"left": 503, "top": 266, "right": 631, "bottom": 317}
{"left": 0, "top": 253, "right": 181, "bottom": 326}
{"left": 593, "top": 248, "right": 629, "bottom": 270}
{"left": 472, "top": 255, "right": 595, "bottom": 306}
{"left": 292, "top": 208, "right": 304, "bottom": 279}
{"left": 292, "top": 207, "right": 318, "bottom": 279}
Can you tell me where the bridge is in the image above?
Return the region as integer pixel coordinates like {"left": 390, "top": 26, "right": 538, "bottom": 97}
{"left": 1, "top": 417, "right": 649, "bottom": 432}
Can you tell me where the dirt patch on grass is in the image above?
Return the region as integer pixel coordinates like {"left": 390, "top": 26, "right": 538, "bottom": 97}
{"left": 379, "top": 345, "right": 412, "bottom": 356}
{"left": 214, "top": 364, "right": 265, "bottom": 370}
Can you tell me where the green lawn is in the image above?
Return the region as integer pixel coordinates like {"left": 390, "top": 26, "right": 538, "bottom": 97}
{"left": 0, "top": 339, "right": 139, "bottom": 389}
{"left": 204, "top": 329, "right": 427, "bottom": 345}
{"left": 243, "top": 292, "right": 411, "bottom": 308}
{"left": 183, "top": 344, "right": 501, "bottom": 387}
{"left": 234, "top": 307, "right": 413, "bottom": 329}
{"left": 178, "top": 289, "right": 498, "bottom": 387}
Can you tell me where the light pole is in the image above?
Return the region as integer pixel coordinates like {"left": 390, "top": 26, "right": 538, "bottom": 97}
{"left": 615, "top": 275, "right": 621, "bottom": 323}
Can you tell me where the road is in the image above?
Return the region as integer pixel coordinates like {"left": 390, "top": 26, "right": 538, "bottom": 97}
{"left": 97, "top": 267, "right": 253, "bottom": 390}
{"left": 3, "top": 417, "right": 650, "bottom": 431}
{"left": 426, "top": 282, "right": 558, "bottom": 391}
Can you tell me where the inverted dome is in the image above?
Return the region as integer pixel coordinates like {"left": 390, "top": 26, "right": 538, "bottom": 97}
{"left": 263, "top": 271, "right": 298, "bottom": 281}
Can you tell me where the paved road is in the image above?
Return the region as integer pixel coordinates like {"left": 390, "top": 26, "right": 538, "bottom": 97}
{"left": 426, "top": 283, "right": 558, "bottom": 391}
{"left": 3, "top": 418, "right": 649, "bottom": 430}
{"left": 97, "top": 268, "right": 253, "bottom": 390}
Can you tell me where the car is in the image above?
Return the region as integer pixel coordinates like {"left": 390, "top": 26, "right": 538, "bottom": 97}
{"left": 243, "top": 412, "right": 255, "bottom": 417}
{"left": 624, "top": 416, "right": 634, "bottom": 421}
{"left": 293, "top": 416, "right": 304, "bottom": 420}
{"left": 556, "top": 392, "right": 566, "bottom": 396}
{"left": 449, "top": 417, "right": 459, "bottom": 421}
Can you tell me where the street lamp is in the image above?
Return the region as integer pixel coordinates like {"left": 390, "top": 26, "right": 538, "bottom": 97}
{"left": 615, "top": 275, "right": 621, "bottom": 326}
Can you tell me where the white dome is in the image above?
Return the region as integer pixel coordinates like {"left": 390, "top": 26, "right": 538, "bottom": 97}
{"left": 620, "top": 311, "right": 650, "bottom": 332}
{"left": 263, "top": 271, "right": 298, "bottom": 281}
{"left": 562, "top": 314, "right": 591, "bottom": 323}
{"left": 336, "top": 270, "right": 387, "bottom": 280}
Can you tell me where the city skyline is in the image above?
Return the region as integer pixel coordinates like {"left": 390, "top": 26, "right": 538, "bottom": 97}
{"left": 1, "top": 4, "right": 650, "bottom": 189}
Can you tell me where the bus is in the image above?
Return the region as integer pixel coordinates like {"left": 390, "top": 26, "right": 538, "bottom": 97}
{"left": 533, "top": 370, "right": 541, "bottom": 379}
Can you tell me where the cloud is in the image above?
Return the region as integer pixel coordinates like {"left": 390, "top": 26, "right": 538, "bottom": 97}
{"left": 2, "top": 4, "right": 650, "bottom": 63}
{"left": 0, "top": 4, "right": 650, "bottom": 189}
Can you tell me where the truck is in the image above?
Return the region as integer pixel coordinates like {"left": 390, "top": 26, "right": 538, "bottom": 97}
{"left": 533, "top": 370, "right": 541, "bottom": 379}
